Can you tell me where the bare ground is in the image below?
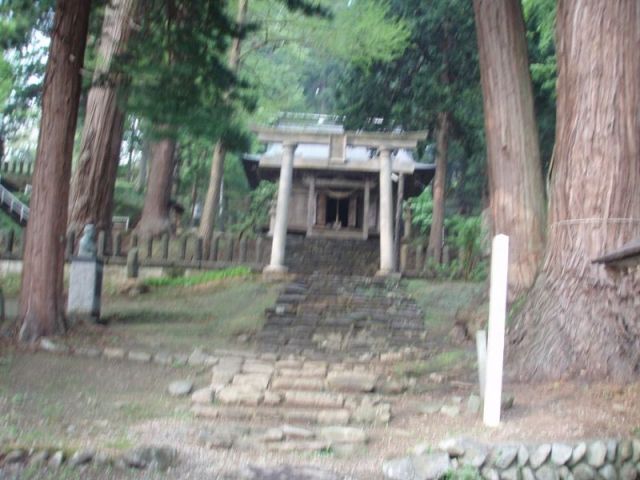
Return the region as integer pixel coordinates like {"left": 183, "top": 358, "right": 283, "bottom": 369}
{"left": 0, "top": 277, "right": 638, "bottom": 479}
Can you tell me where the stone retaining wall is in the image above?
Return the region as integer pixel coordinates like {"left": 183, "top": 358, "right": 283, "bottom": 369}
{"left": 383, "top": 437, "right": 640, "bottom": 480}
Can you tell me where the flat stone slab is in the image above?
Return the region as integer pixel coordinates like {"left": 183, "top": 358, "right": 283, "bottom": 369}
{"left": 319, "top": 426, "right": 367, "bottom": 445}
{"left": 103, "top": 347, "right": 126, "bottom": 359}
{"left": 271, "top": 377, "right": 325, "bottom": 391}
{"left": 237, "top": 465, "right": 340, "bottom": 480}
{"left": 232, "top": 373, "right": 271, "bottom": 390}
{"left": 168, "top": 380, "right": 194, "bottom": 397}
{"left": 128, "top": 351, "right": 152, "bottom": 362}
{"left": 242, "top": 360, "right": 275, "bottom": 375}
{"left": 284, "top": 390, "right": 345, "bottom": 409}
{"left": 326, "top": 370, "right": 377, "bottom": 393}
{"left": 217, "top": 385, "right": 264, "bottom": 406}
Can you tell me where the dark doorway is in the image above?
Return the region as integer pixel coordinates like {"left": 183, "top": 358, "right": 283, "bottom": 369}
{"left": 326, "top": 197, "right": 349, "bottom": 227}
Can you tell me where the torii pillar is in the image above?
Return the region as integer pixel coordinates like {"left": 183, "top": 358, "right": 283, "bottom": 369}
{"left": 264, "top": 141, "right": 296, "bottom": 276}
{"left": 377, "top": 147, "right": 394, "bottom": 275}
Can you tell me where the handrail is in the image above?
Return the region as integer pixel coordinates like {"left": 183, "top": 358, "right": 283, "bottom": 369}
{"left": 0, "top": 182, "right": 30, "bottom": 223}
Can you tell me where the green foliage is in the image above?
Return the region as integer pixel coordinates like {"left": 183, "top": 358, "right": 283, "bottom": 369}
{"left": 444, "top": 215, "right": 486, "bottom": 281}
{"left": 0, "top": 272, "right": 21, "bottom": 296}
{"left": 112, "top": 179, "right": 145, "bottom": 218}
{"left": 229, "top": 180, "right": 276, "bottom": 236}
{"left": 523, "top": 0, "right": 557, "bottom": 171}
{"left": 143, "top": 266, "right": 253, "bottom": 288}
{"left": 333, "top": 0, "right": 486, "bottom": 211}
{"left": 407, "top": 187, "right": 433, "bottom": 235}
{"left": 120, "top": 0, "right": 248, "bottom": 143}
{"left": 0, "top": 0, "right": 53, "bottom": 50}
{"left": 0, "top": 58, "right": 12, "bottom": 108}
{"left": 443, "top": 465, "right": 481, "bottom": 480}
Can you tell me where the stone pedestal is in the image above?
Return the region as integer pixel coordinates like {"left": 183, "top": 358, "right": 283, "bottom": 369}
{"left": 67, "top": 257, "right": 103, "bottom": 323}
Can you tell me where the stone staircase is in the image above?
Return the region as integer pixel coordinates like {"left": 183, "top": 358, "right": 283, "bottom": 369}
{"left": 285, "top": 236, "right": 379, "bottom": 276}
{"left": 257, "top": 273, "right": 427, "bottom": 358}
{"left": 193, "top": 353, "right": 395, "bottom": 429}
{"left": 192, "top": 274, "right": 428, "bottom": 430}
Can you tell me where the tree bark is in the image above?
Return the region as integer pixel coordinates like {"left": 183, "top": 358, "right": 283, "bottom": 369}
{"left": 427, "top": 111, "right": 450, "bottom": 264}
{"left": 473, "top": 0, "right": 546, "bottom": 299}
{"left": 509, "top": 0, "right": 640, "bottom": 381}
{"left": 67, "top": 0, "right": 137, "bottom": 236}
{"left": 18, "top": 0, "right": 91, "bottom": 342}
{"left": 199, "top": 141, "right": 225, "bottom": 251}
{"left": 199, "top": 0, "right": 247, "bottom": 254}
{"left": 137, "top": 138, "right": 149, "bottom": 193}
{"left": 135, "top": 137, "right": 176, "bottom": 237}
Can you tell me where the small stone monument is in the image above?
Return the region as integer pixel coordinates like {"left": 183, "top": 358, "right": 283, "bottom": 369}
{"left": 67, "top": 224, "right": 104, "bottom": 323}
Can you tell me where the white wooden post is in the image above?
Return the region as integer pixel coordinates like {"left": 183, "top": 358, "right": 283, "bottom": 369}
{"left": 483, "top": 234, "right": 509, "bottom": 427}
{"left": 476, "top": 329, "right": 487, "bottom": 399}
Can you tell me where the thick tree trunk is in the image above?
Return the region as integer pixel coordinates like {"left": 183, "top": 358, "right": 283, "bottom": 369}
{"left": 135, "top": 137, "right": 176, "bottom": 237}
{"left": 473, "top": 0, "right": 546, "bottom": 299}
{"left": 67, "top": 0, "right": 137, "bottom": 236}
{"left": 509, "top": 0, "right": 640, "bottom": 381}
{"left": 427, "top": 111, "right": 450, "bottom": 264}
{"left": 199, "top": 0, "right": 247, "bottom": 254}
{"left": 18, "top": 0, "right": 91, "bottom": 342}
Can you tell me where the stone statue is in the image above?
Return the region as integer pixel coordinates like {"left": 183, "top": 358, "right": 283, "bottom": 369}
{"left": 78, "top": 224, "right": 97, "bottom": 257}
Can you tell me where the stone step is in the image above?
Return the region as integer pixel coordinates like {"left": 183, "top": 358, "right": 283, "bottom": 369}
{"left": 193, "top": 403, "right": 387, "bottom": 426}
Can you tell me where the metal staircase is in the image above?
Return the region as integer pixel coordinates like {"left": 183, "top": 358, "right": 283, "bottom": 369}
{"left": 0, "top": 176, "right": 29, "bottom": 226}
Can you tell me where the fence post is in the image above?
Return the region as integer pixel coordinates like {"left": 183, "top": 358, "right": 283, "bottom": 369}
{"left": 225, "top": 234, "right": 234, "bottom": 262}
{"left": 179, "top": 236, "right": 188, "bottom": 261}
{"left": 238, "top": 237, "right": 247, "bottom": 263}
{"left": 415, "top": 245, "right": 424, "bottom": 272}
{"left": 6, "top": 230, "right": 14, "bottom": 256}
{"left": 255, "top": 236, "right": 263, "bottom": 264}
{"left": 97, "top": 230, "right": 107, "bottom": 258}
{"left": 127, "top": 247, "right": 139, "bottom": 278}
{"left": 65, "top": 231, "right": 76, "bottom": 259}
{"left": 161, "top": 232, "right": 169, "bottom": 260}
{"left": 145, "top": 237, "right": 153, "bottom": 259}
{"left": 113, "top": 231, "right": 122, "bottom": 257}
{"left": 195, "top": 238, "right": 203, "bottom": 264}
{"left": 400, "top": 244, "right": 408, "bottom": 273}
{"left": 210, "top": 234, "right": 220, "bottom": 262}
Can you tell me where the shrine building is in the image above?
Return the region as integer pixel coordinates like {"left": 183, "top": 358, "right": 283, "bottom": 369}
{"left": 242, "top": 117, "right": 435, "bottom": 276}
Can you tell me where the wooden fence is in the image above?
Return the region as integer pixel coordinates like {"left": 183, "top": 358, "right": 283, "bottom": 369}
{"left": 0, "top": 229, "right": 272, "bottom": 271}
{"left": 0, "top": 228, "right": 437, "bottom": 276}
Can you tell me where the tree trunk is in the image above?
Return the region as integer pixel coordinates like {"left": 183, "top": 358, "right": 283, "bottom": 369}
{"left": 137, "top": 138, "right": 149, "bottom": 193}
{"left": 427, "top": 111, "right": 450, "bottom": 264}
{"left": 473, "top": 0, "right": 546, "bottom": 300}
{"left": 509, "top": 0, "right": 640, "bottom": 381}
{"left": 67, "top": 0, "right": 137, "bottom": 236}
{"left": 199, "top": 0, "right": 247, "bottom": 254}
{"left": 18, "top": 0, "right": 91, "bottom": 342}
{"left": 172, "top": 143, "right": 181, "bottom": 197}
{"left": 199, "top": 141, "right": 225, "bottom": 252}
{"left": 135, "top": 137, "right": 176, "bottom": 237}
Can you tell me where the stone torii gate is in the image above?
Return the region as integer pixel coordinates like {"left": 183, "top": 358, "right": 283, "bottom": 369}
{"left": 255, "top": 127, "right": 428, "bottom": 277}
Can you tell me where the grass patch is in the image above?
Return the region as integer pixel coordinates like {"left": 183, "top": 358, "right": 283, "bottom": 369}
{"left": 405, "top": 279, "right": 484, "bottom": 331}
{"left": 104, "top": 432, "right": 135, "bottom": 451}
{"left": 143, "top": 266, "right": 253, "bottom": 288}
{"left": 103, "top": 277, "right": 278, "bottom": 350}
{"left": 394, "top": 349, "right": 470, "bottom": 377}
{"left": 0, "top": 273, "right": 21, "bottom": 296}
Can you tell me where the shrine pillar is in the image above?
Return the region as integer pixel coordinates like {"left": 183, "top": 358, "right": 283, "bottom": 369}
{"left": 378, "top": 147, "right": 394, "bottom": 275}
{"left": 264, "top": 142, "right": 296, "bottom": 275}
